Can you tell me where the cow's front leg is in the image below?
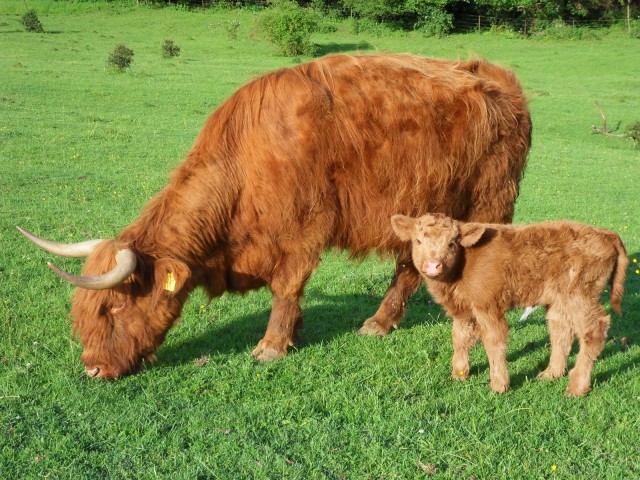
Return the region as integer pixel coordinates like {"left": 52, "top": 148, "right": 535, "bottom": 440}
{"left": 252, "top": 294, "right": 303, "bottom": 362}
{"left": 357, "top": 259, "right": 422, "bottom": 336}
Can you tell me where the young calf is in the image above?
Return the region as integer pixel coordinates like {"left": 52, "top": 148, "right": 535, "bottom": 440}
{"left": 391, "top": 213, "right": 628, "bottom": 396}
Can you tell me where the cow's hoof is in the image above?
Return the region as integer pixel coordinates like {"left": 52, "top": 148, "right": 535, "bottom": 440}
{"left": 357, "top": 317, "right": 392, "bottom": 336}
{"left": 251, "top": 342, "right": 287, "bottom": 362}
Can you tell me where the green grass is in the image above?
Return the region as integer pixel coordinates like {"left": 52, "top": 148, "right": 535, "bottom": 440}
{"left": 1, "top": 2, "right": 640, "bottom": 478}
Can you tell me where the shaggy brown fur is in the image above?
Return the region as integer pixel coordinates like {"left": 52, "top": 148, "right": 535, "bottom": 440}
{"left": 61, "top": 54, "right": 531, "bottom": 378}
{"left": 391, "top": 213, "right": 628, "bottom": 396}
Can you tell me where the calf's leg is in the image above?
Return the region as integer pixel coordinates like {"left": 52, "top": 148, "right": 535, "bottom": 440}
{"left": 475, "top": 310, "right": 510, "bottom": 393}
{"left": 357, "top": 259, "right": 422, "bottom": 336}
{"left": 451, "top": 315, "right": 479, "bottom": 380}
{"left": 566, "top": 305, "right": 610, "bottom": 397}
{"left": 538, "top": 304, "right": 574, "bottom": 380}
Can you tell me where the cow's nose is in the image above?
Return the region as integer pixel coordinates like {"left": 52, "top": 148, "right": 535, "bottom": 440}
{"left": 86, "top": 367, "right": 101, "bottom": 377}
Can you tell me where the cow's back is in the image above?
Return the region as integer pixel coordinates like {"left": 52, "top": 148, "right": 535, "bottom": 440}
{"left": 187, "top": 54, "right": 531, "bottom": 260}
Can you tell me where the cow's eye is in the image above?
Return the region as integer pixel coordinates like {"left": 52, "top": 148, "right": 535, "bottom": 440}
{"left": 110, "top": 302, "right": 127, "bottom": 315}
{"left": 448, "top": 241, "right": 455, "bottom": 249}
{"left": 415, "top": 239, "right": 421, "bottom": 245}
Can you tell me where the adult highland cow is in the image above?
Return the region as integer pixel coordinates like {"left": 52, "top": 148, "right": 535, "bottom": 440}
{"left": 19, "top": 54, "right": 531, "bottom": 378}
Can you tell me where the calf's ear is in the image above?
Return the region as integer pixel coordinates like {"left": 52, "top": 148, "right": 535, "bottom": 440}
{"left": 459, "top": 223, "right": 486, "bottom": 248}
{"left": 391, "top": 215, "right": 416, "bottom": 241}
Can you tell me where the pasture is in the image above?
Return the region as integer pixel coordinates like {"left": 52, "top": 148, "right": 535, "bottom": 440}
{"left": 1, "top": 2, "right": 639, "bottom": 478}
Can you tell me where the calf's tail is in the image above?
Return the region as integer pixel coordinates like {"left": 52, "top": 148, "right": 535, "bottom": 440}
{"left": 609, "top": 233, "right": 628, "bottom": 315}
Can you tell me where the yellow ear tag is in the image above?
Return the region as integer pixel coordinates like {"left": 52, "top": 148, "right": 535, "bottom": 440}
{"left": 164, "top": 272, "right": 176, "bottom": 292}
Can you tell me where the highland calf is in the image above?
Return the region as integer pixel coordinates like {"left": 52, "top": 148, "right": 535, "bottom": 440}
{"left": 391, "top": 213, "right": 628, "bottom": 396}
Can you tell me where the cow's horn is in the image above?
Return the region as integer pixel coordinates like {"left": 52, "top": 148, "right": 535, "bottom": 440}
{"left": 16, "top": 226, "right": 104, "bottom": 258}
{"left": 47, "top": 249, "right": 137, "bottom": 290}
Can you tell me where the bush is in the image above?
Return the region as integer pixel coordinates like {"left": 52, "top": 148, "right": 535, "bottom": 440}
{"left": 628, "top": 19, "right": 640, "bottom": 39}
{"left": 107, "top": 44, "right": 134, "bottom": 71}
{"left": 224, "top": 19, "right": 241, "bottom": 40}
{"left": 351, "top": 17, "right": 396, "bottom": 36}
{"left": 625, "top": 121, "right": 640, "bottom": 148}
{"left": 21, "top": 9, "right": 44, "bottom": 33}
{"left": 162, "top": 39, "right": 181, "bottom": 58}
{"left": 533, "top": 22, "right": 603, "bottom": 40}
{"left": 260, "top": 0, "right": 319, "bottom": 56}
{"left": 415, "top": 6, "right": 453, "bottom": 38}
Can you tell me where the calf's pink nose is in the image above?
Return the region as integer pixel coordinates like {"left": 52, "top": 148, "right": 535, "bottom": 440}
{"left": 422, "top": 261, "right": 442, "bottom": 277}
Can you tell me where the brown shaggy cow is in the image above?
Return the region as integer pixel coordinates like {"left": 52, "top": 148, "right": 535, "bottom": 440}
{"left": 391, "top": 213, "right": 628, "bottom": 396}
{"left": 18, "top": 54, "right": 531, "bottom": 378}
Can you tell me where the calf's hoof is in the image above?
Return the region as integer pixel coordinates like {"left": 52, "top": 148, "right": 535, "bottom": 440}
{"left": 537, "top": 367, "right": 566, "bottom": 381}
{"left": 490, "top": 379, "right": 510, "bottom": 394}
{"left": 565, "top": 376, "right": 591, "bottom": 397}
{"left": 357, "top": 317, "right": 393, "bottom": 336}
{"left": 451, "top": 369, "right": 469, "bottom": 381}
{"left": 251, "top": 341, "right": 288, "bottom": 362}
{"left": 564, "top": 384, "right": 591, "bottom": 397}
{"left": 564, "top": 369, "right": 591, "bottom": 397}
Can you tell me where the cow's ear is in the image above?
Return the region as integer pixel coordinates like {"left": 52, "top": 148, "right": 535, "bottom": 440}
{"left": 459, "top": 223, "right": 486, "bottom": 248}
{"left": 154, "top": 258, "right": 190, "bottom": 296}
{"left": 391, "top": 215, "right": 416, "bottom": 241}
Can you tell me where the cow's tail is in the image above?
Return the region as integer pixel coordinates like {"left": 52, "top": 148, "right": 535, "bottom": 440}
{"left": 609, "top": 233, "right": 628, "bottom": 315}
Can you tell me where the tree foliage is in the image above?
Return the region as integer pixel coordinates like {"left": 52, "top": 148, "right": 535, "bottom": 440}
{"left": 148, "top": 0, "right": 637, "bottom": 35}
{"left": 323, "top": 0, "right": 635, "bottom": 30}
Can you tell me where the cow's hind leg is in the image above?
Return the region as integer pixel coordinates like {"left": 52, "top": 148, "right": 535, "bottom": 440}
{"left": 566, "top": 303, "right": 610, "bottom": 397}
{"left": 538, "top": 303, "right": 574, "bottom": 381}
{"left": 357, "top": 259, "right": 422, "bottom": 336}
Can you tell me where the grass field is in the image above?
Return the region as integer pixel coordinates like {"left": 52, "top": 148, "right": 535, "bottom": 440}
{"left": 1, "top": 2, "right": 639, "bottom": 478}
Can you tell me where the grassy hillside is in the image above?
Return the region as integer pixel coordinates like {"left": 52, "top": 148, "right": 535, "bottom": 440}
{"left": 1, "top": 2, "right": 639, "bottom": 478}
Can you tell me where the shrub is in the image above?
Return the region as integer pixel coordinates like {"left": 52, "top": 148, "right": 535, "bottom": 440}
{"left": 534, "top": 22, "right": 602, "bottom": 40}
{"left": 414, "top": 5, "right": 453, "bottom": 38}
{"left": 162, "top": 39, "right": 181, "bottom": 58}
{"left": 625, "top": 121, "right": 640, "bottom": 148}
{"left": 224, "top": 19, "right": 241, "bottom": 40}
{"left": 107, "top": 44, "right": 134, "bottom": 71}
{"left": 21, "top": 9, "right": 44, "bottom": 33}
{"left": 628, "top": 19, "right": 640, "bottom": 39}
{"left": 260, "top": 0, "right": 319, "bottom": 57}
{"left": 350, "top": 17, "right": 395, "bottom": 37}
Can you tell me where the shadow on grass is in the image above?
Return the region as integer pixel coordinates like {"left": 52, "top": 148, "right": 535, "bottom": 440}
{"left": 158, "top": 252, "right": 639, "bottom": 392}
{"left": 458, "top": 331, "right": 638, "bottom": 393}
{"left": 315, "top": 41, "right": 374, "bottom": 56}
{"left": 158, "top": 288, "right": 446, "bottom": 366}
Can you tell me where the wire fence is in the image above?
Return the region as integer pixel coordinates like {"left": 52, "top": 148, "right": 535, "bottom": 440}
{"left": 454, "top": 13, "right": 636, "bottom": 34}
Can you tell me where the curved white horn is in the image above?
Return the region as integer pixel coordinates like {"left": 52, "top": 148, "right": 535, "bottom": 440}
{"left": 16, "top": 226, "right": 103, "bottom": 258}
{"left": 47, "top": 249, "right": 137, "bottom": 290}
